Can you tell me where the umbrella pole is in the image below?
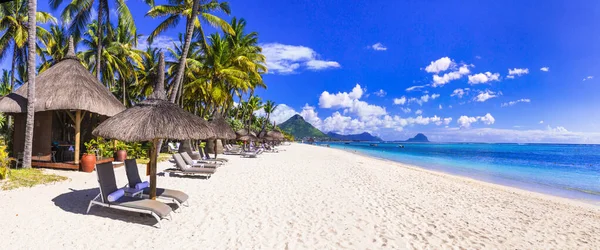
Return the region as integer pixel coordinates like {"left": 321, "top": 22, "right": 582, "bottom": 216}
{"left": 74, "top": 110, "right": 81, "bottom": 164}
{"left": 149, "top": 138, "right": 159, "bottom": 199}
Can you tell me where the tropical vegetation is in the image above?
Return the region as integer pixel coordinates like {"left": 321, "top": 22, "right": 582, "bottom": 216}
{"left": 0, "top": 0, "right": 285, "bottom": 168}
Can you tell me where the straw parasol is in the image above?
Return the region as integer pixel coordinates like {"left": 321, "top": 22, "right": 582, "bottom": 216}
{"left": 208, "top": 113, "right": 236, "bottom": 140}
{"left": 236, "top": 129, "right": 258, "bottom": 141}
{"left": 267, "top": 130, "right": 285, "bottom": 141}
{"left": 0, "top": 37, "right": 125, "bottom": 164}
{"left": 93, "top": 52, "right": 214, "bottom": 199}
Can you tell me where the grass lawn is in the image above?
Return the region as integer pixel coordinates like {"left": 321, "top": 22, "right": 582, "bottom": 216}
{"left": 1, "top": 168, "right": 69, "bottom": 190}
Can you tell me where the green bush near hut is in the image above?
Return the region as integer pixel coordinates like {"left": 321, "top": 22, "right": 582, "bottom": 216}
{"left": 0, "top": 143, "right": 10, "bottom": 180}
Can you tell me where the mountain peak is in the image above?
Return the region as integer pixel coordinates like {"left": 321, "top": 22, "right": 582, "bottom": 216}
{"left": 290, "top": 114, "right": 304, "bottom": 120}
{"left": 327, "top": 131, "right": 383, "bottom": 141}
{"left": 279, "top": 114, "right": 328, "bottom": 139}
{"left": 405, "top": 133, "right": 429, "bottom": 142}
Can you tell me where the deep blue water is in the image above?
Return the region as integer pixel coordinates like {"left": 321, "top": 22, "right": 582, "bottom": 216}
{"left": 320, "top": 142, "right": 600, "bottom": 203}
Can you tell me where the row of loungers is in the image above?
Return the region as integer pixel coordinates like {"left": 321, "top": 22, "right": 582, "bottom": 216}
{"left": 87, "top": 159, "right": 192, "bottom": 228}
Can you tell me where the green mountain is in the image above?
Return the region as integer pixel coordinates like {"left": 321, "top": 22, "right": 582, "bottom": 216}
{"left": 279, "top": 114, "right": 328, "bottom": 139}
{"left": 327, "top": 132, "right": 383, "bottom": 141}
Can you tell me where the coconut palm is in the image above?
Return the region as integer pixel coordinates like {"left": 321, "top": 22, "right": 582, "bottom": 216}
{"left": 260, "top": 100, "right": 276, "bottom": 134}
{"left": 245, "top": 95, "right": 261, "bottom": 131}
{"left": 0, "top": 0, "right": 56, "bottom": 92}
{"left": 146, "top": 0, "right": 234, "bottom": 104}
{"left": 38, "top": 24, "right": 71, "bottom": 73}
{"left": 49, "top": 0, "right": 136, "bottom": 81}
{"left": 23, "top": 0, "right": 40, "bottom": 168}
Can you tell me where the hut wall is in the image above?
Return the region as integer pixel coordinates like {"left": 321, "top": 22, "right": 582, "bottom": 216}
{"left": 13, "top": 112, "right": 53, "bottom": 161}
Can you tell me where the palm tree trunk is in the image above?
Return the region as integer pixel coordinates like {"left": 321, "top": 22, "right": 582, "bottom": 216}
{"left": 7, "top": 45, "right": 17, "bottom": 130}
{"left": 96, "top": 0, "right": 104, "bottom": 82}
{"left": 121, "top": 77, "right": 126, "bottom": 105}
{"left": 23, "top": 0, "right": 38, "bottom": 169}
{"left": 261, "top": 113, "right": 270, "bottom": 134}
{"left": 169, "top": 0, "right": 199, "bottom": 103}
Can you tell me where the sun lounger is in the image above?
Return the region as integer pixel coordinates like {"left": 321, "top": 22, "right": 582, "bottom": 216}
{"left": 167, "top": 142, "right": 179, "bottom": 153}
{"left": 124, "top": 159, "right": 189, "bottom": 210}
{"left": 172, "top": 154, "right": 216, "bottom": 177}
{"left": 87, "top": 162, "right": 173, "bottom": 228}
{"left": 199, "top": 148, "right": 229, "bottom": 162}
{"left": 180, "top": 152, "right": 220, "bottom": 168}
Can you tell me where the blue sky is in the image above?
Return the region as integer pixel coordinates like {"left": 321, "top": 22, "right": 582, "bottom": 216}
{"left": 24, "top": 0, "right": 600, "bottom": 142}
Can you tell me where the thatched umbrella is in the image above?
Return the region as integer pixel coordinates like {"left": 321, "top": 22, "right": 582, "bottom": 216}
{"left": 0, "top": 37, "right": 125, "bottom": 164}
{"left": 208, "top": 114, "right": 236, "bottom": 140}
{"left": 93, "top": 52, "right": 214, "bottom": 199}
{"left": 258, "top": 131, "right": 275, "bottom": 141}
{"left": 236, "top": 129, "right": 258, "bottom": 141}
{"left": 268, "top": 130, "right": 285, "bottom": 141}
{"left": 206, "top": 113, "right": 236, "bottom": 157}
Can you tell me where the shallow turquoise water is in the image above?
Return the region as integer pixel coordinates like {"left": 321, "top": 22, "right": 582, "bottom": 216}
{"left": 320, "top": 142, "right": 600, "bottom": 202}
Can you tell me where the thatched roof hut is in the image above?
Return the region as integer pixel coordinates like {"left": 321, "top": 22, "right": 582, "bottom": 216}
{"left": 267, "top": 130, "right": 284, "bottom": 141}
{"left": 208, "top": 114, "right": 236, "bottom": 140}
{"left": 0, "top": 38, "right": 124, "bottom": 116}
{"left": 0, "top": 38, "right": 125, "bottom": 167}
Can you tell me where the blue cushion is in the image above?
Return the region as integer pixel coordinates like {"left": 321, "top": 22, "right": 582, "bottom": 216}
{"left": 135, "top": 181, "right": 149, "bottom": 190}
{"left": 107, "top": 189, "right": 125, "bottom": 202}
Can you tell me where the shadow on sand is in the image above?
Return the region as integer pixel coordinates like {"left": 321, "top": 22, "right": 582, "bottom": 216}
{"left": 51, "top": 188, "right": 173, "bottom": 227}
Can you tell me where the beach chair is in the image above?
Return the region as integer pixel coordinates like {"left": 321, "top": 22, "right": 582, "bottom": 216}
{"left": 223, "top": 144, "right": 243, "bottom": 155}
{"left": 124, "top": 159, "right": 189, "bottom": 210}
{"left": 200, "top": 147, "right": 229, "bottom": 162}
{"left": 171, "top": 154, "right": 216, "bottom": 178}
{"left": 180, "top": 152, "right": 220, "bottom": 168}
{"left": 87, "top": 162, "right": 173, "bottom": 228}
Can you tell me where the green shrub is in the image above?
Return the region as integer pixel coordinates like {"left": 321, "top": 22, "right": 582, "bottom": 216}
{"left": 0, "top": 144, "right": 10, "bottom": 180}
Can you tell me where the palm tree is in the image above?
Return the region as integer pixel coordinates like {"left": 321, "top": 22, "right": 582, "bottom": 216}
{"left": 0, "top": 0, "right": 55, "bottom": 93}
{"left": 38, "top": 24, "right": 71, "bottom": 73}
{"left": 260, "top": 100, "right": 276, "bottom": 134}
{"left": 50, "top": 0, "right": 137, "bottom": 81}
{"left": 245, "top": 95, "right": 262, "bottom": 131}
{"left": 23, "top": 0, "right": 39, "bottom": 168}
{"left": 0, "top": 70, "right": 11, "bottom": 96}
{"left": 146, "top": 0, "right": 234, "bottom": 103}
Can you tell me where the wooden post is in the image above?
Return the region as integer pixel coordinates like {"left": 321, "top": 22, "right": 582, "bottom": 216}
{"left": 74, "top": 110, "right": 81, "bottom": 164}
{"left": 149, "top": 138, "right": 158, "bottom": 200}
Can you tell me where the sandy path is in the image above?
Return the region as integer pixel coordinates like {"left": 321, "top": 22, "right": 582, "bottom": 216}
{"left": 1, "top": 143, "right": 599, "bottom": 249}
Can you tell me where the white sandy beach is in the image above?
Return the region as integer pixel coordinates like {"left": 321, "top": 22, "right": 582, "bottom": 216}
{"left": 1, "top": 143, "right": 599, "bottom": 249}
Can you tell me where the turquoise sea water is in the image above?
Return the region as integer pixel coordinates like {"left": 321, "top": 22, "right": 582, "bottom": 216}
{"left": 320, "top": 142, "right": 600, "bottom": 203}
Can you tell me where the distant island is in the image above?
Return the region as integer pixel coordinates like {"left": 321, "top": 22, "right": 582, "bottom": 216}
{"left": 327, "top": 132, "right": 382, "bottom": 141}
{"left": 405, "top": 133, "right": 430, "bottom": 142}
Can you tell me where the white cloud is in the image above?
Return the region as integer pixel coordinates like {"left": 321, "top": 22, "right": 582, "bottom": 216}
{"left": 443, "top": 117, "right": 453, "bottom": 125}
{"left": 432, "top": 65, "right": 471, "bottom": 87}
{"left": 415, "top": 109, "right": 423, "bottom": 115}
{"left": 438, "top": 104, "right": 443, "bottom": 110}
{"left": 137, "top": 35, "right": 178, "bottom": 51}
{"left": 400, "top": 107, "right": 411, "bottom": 113}
{"left": 261, "top": 43, "right": 340, "bottom": 74}
{"left": 468, "top": 72, "right": 500, "bottom": 84}
{"left": 319, "top": 84, "right": 363, "bottom": 108}
{"left": 299, "top": 104, "right": 322, "bottom": 128}
{"left": 373, "top": 89, "right": 387, "bottom": 97}
{"left": 539, "top": 120, "right": 544, "bottom": 124}
{"left": 474, "top": 90, "right": 501, "bottom": 102}
{"left": 507, "top": 68, "right": 529, "bottom": 79}
{"left": 547, "top": 125, "right": 568, "bottom": 133}
{"left": 501, "top": 98, "right": 531, "bottom": 107}
{"left": 425, "top": 57, "right": 453, "bottom": 73}
{"left": 306, "top": 60, "right": 341, "bottom": 70}
{"left": 583, "top": 76, "right": 593, "bottom": 81}
{"left": 370, "top": 42, "right": 387, "bottom": 51}
{"left": 450, "top": 88, "right": 470, "bottom": 98}
{"left": 319, "top": 84, "right": 386, "bottom": 119}
{"left": 457, "top": 113, "right": 495, "bottom": 128}
{"left": 406, "top": 85, "right": 427, "bottom": 92}
{"left": 540, "top": 67, "right": 549, "bottom": 72}
{"left": 408, "top": 93, "right": 440, "bottom": 105}
{"left": 393, "top": 96, "right": 407, "bottom": 105}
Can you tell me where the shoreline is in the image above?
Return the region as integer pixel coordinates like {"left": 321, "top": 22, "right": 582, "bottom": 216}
{"left": 319, "top": 143, "right": 600, "bottom": 210}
